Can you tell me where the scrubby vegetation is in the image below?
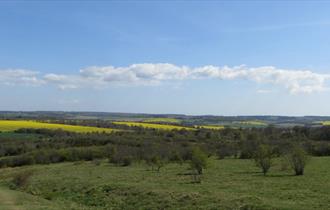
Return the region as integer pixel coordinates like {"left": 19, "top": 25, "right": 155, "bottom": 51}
{"left": 254, "top": 144, "right": 274, "bottom": 175}
{"left": 0, "top": 157, "right": 329, "bottom": 209}
{"left": 0, "top": 115, "right": 330, "bottom": 209}
{"left": 288, "top": 146, "right": 310, "bottom": 176}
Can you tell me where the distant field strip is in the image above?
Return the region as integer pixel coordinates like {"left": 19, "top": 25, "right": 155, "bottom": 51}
{"left": 113, "top": 122, "right": 195, "bottom": 130}
{"left": 317, "top": 121, "right": 330, "bottom": 126}
{"left": 143, "top": 118, "right": 181, "bottom": 123}
{"left": 195, "top": 125, "right": 225, "bottom": 130}
{"left": 0, "top": 120, "right": 115, "bottom": 133}
{"left": 233, "top": 121, "right": 268, "bottom": 126}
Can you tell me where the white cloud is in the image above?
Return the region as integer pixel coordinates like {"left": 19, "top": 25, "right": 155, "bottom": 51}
{"left": 0, "top": 69, "right": 45, "bottom": 86}
{"left": 1, "top": 64, "right": 330, "bottom": 94}
{"left": 44, "top": 74, "right": 81, "bottom": 90}
{"left": 79, "top": 63, "right": 190, "bottom": 85}
{"left": 193, "top": 65, "right": 330, "bottom": 94}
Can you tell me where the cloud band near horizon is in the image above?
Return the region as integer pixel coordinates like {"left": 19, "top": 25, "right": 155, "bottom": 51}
{"left": 1, "top": 63, "right": 330, "bottom": 94}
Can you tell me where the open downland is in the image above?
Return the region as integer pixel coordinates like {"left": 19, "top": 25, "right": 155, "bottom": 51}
{"left": 0, "top": 185, "right": 64, "bottom": 210}
{"left": 0, "top": 157, "right": 329, "bottom": 210}
{"left": 0, "top": 187, "right": 22, "bottom": 210}
{"left": 0, "top": 120, "right": 116, "bottom": 133}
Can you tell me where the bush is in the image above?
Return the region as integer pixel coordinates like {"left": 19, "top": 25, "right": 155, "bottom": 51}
{"left": 253, "top": 144, "right": 273, "bottom": 175}
{"left": 122, "top": 156, "right": 133, "bottom": 166}
{"left": 191, "top": 173, "right": 202, "bottom": 184}
{"left": 147, "top": 155, "right": 165, "bottom": 172}
{"left": 169, "top": 151, "right": 183, "bottom": 164}
{"left": 92, "top": 159, "right": 102, "bottom": 166}
{"left": 10, "top": 155, "right": 34, "bottom": 167}
{"left": 11, "top": 170, "right": 34, "bottom": 189}
{"left": 109, "top": 152, "right": 133, "bottom": 167}
{"left": 288, "top": 145, "right": 309, "bottom": 176}
{"left": 190, "top": 147, "right": 208, "bottom": 175}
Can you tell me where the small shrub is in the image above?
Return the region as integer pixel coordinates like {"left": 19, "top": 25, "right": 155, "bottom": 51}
{"left": 11, "top": 170, "right": 34, "bottom": 189}
{"left": 10, "top": 155, "right": 35, "bottom": 167}
{"left": 169, "top": 151, "right": 183, "bottom": 164}
{"left": 191, "top": 174, "right": 202, "bottom": 184}
{"left": 190, "top": 147, "right": 208, "bottom": 175}
{"left": 253, "top": 144, "right": 273, "bottom": 176}
{"left": 105, "top": 145, "right": 117, "bottom": 159}
{"left": 148, "top": 156, "right": 165, "bottom": 172}
{"left": 92, "top": 159, "right": 102, "bottom": 166}
{"left": 288, "top": 146, "right": 309, "bottom": 176}
{"left": 122, "top": 156, "right": 133, "bottom": 166}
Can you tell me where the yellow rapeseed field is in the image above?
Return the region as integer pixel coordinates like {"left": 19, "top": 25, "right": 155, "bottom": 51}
{"left": 0, "top": 120, "right": 115, "bottom": 133}
{"left": 317, "top": 121, "right": 330, "bottom": 126}
{"left": 113, "top": 121, "right": 195, "bottom": 130}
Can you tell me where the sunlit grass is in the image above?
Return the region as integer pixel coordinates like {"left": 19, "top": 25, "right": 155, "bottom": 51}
{"left": 0, "top": 157, "right": 329, "bottom": 209}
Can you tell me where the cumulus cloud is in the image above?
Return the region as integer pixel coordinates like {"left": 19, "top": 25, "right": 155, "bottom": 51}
{"left": 0, "top": 69, "right": 44, "bottom": 86}
{"left": 1, "top": 64, "right": 330, "bottom": 94}
{"left": 79, "top": 64, "right": 190, "bottom": 85}
{"left": 193, "top": 65, "right": 330, "bottom": 94}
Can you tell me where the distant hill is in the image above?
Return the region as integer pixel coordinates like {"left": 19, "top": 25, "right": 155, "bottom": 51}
{"left": 1, "top": 111, "right": 330, "bottom": 127}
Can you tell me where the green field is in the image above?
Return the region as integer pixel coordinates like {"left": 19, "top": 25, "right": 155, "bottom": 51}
{"left": 143, "top": 118, "right": 181, "bottom": 123}
{"left": 0, "top": 157, "right": 329, "bottom": 210}
{"left": 113, "top": 121, "right": 195, "bottom": 130}
{"left": 0, "top": 120, "right": 116, "bottom": 133}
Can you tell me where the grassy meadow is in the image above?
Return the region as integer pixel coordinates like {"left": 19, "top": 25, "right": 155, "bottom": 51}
{"left": 0, "top": 157, "right": 329, "bottom": 210}
{"left": 0, "top": 116, "right": 329, "bottom": 210}
{"left": 0, "top": 120, "right": 116, "bottom": 133}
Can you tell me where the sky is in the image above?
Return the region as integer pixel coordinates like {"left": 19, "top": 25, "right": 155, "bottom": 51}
{"left": 1, "top": 1, "right": 330, "bottom": 116}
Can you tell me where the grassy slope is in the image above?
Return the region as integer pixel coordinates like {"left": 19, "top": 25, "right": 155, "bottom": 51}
{"left": 0, "top": 120, "right": 115, "bottom": 133}
{"left": 0, "top": 157, "right": 329, "bottom": 210}
{"left": 0, "top": 185, "right": 64, "bottom": 210}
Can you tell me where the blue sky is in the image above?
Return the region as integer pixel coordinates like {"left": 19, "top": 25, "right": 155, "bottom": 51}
{"left": 1, "top": 1, "right": 330, "bottom": 115}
